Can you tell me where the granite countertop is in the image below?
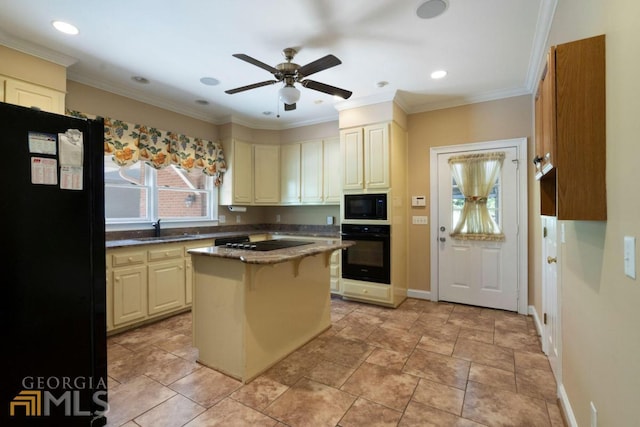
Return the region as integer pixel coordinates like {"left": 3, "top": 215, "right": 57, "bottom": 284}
{"left": 188, "top": 240, "right": 354, "bottom": 265}
{"left": 106, "top": 230, "right": 339, "bottom": 249}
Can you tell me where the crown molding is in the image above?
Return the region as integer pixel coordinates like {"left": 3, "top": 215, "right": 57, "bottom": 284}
{"left": 406, "top": 86, "right": 531, "bottom": 115}
{"left": 525, "top": 0, "right": 558, "bottom": 92}
{"left": 0, "top": 30, "right": 78, "bottom": 67}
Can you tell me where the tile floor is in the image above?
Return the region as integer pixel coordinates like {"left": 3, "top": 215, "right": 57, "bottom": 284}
{"left": 106, "top": 297, "right": 565, "bottom": 426}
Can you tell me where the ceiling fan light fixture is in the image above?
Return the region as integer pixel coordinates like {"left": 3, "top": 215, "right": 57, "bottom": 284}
{"left": 279, "top": 85, "right": 300, "bottom": 105}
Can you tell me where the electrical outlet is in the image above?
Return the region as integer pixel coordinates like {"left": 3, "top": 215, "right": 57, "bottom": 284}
{"left": 236, "top": 215, "right": 241, "bottom": 224}
{"left": 412, "top": 216, "right": 428, "bottom": 225}
{"left": 218, "top": 215, "right": 226, "bottom": 224}
{"left": 624, "top": 236, "right": 636, "bottom": 279}
{"left": 276, "top": 214, "right": 281, "bottom": 223}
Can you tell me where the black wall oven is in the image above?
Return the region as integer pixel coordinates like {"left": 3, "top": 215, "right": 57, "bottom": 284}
{"left": 341, "top": 224, "right": 391, "bottom": 284}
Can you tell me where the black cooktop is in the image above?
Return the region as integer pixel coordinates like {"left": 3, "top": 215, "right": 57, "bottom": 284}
{"left": 223, "top": 239, "right": 313, "bottom": 251}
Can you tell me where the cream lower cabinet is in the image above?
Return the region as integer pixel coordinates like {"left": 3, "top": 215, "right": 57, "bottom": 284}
{"left": 148, "top": 259, "right": 185, "bottom": 315}
{"left": 2, "top": 75, "right": 66, "bottom": 114}
{"left": 329, "top": 249, "right": 342, "bottom": 294}
{"left": 112, "top": 265, "right": 147, "bottom": 327}
{"left": 107, "top": 240, "right": 213, "bottom": 333}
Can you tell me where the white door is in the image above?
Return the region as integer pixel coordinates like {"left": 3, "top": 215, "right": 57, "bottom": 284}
{"left": 542, "top": 216, "right": 560, "bottom": 379}
{"left": 436, "top": 146, "right": 519, "bottom": 311}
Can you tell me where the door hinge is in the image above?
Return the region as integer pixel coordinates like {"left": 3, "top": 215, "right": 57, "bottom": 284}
{"left": 543, "top": 226, "right": 548, "bottom": 238}
{"left": 512, "top": 159, "right": 519, "bottom": 169}
{"left": 543, "top": 313, "right": 547, "bottom": 325}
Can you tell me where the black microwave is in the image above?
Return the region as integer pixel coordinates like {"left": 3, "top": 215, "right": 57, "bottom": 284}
{"left": 344, "top": 193, "right": 387, "bottom": 220}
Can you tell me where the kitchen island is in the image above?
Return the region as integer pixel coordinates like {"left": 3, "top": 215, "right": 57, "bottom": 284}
{"left": 188, "top": 239, "right": 353, "bottom": 383}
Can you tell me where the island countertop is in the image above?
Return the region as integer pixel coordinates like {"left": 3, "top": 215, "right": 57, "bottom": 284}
{"left": 188, "top": 239, "right": 353, "bottom": 265}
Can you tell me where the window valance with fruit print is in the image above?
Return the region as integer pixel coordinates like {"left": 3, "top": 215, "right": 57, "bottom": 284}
{"left": 66, "top": 110, "right": 226, "bottom": 186}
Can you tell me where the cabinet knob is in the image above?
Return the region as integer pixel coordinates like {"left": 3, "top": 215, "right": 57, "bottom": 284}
{"left": 128, "top": 257, "right": 133, "bottom": 261}
{"left": 165, "top": 252, "right": 169, "bottom": 256}
{"left": 363, "top": 289, "right": 368, "bottom": 294}
{"left": 547, "top": 256, "right": 557, "bottom": 264}
{"left": 115, "top": 276, "right": 120, "bottom": 282}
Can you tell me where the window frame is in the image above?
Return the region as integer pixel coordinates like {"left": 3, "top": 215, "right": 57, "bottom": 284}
{"left": 104, "top": 157, "right": 219, "bottom": 231}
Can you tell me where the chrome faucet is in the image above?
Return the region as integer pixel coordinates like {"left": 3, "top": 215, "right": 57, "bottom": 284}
{"left": 152, "top": 219, "right": 161, "bottom": 237}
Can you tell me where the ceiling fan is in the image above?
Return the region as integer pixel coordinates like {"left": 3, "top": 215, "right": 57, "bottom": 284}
{"left": 225, "top": 48, "right": 352, "bottom": 111}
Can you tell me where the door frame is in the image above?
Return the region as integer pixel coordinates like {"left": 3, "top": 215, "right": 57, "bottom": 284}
{"left": 429, "top": 138, "right": 529, "bottom": 314}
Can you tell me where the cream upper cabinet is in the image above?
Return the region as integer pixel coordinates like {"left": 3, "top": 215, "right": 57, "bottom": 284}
{"left": 220, "top": 139, "right": 253, "bottom": 205}
{"left": 340, "top": 123, "right": 390, "bottom": 190}
{"left": 280, "top": 143, "right": 301, "bottom": 204}
{"left": 341, "top": 128, "right": 364, "bottom": 190}
{"left": 363, "top": 124, "right": 390, "bottom": 189}
{"left": 323, "top": 137, "right": 341, "bottom": 204}
{"left": 301, "top": 140, "right": 324, "bottom": 203}
{"left": 2, "top": 76, "right": 65, "bottom": 114}
{"left": 254, "top": 144, "right": 280, "bottom": 204}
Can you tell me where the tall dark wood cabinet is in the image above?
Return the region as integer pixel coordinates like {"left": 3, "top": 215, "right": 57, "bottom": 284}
{"left": 534, "top": 34, "right": 606, "bottom": 220}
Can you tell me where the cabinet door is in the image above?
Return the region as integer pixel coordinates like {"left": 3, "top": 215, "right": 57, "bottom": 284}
{"left": 184, "top": 258, "right": 193, "bottom": 305}
{"left": 4, "top": 78, "right": 65, "bottom": 114}
{"left": 254, "top": 144, "right": 280, "bottom": 204}
{"left": 233, "top": 140, "right": 253, "bottom": 204}
{"left": 541, "top": 49, "right": 556, "bottom": 170}
{"left": 341, "top": 128, "right": 364, "bottom": 190}
{"left": 323, "top": 138, "right": 341, "bottom": 204}
{"left": 148, "top": 259, "right": 186, "bottom": 315}
{"left": 280, "top": 143, "right": 301, "bottom": 204}
{"left": 301, "top": 140, "right": 323, "bottom": 203}
{"left": 364, "top": 124, "right": 390, "bottom": 189}
{"left": 113, "top": 265, "right": 147, "bottom": 326}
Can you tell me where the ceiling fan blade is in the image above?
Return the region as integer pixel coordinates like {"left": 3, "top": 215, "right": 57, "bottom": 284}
{"left": 301, "top": 80, "right": 352, "bottom": 99}
{"left": 232, "top": 53, "right": 279, "bottom": 74}
{"left": 297, "top": 54, "right": 342, "bottom": 77}
{"left": 225, "top": 80, "right": 277, "bottom": 94}
{"left": 284, "top": 103, "right": 296, "bottom": 111}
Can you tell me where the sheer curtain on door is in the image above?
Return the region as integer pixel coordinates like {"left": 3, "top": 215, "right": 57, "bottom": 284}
{"left": 448, "top": 152, "right": 505, "bottom": 241}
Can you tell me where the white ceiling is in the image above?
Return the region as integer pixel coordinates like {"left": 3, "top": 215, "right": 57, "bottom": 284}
{"left": 0, "top": 0, "right": 550, "bottom": 129}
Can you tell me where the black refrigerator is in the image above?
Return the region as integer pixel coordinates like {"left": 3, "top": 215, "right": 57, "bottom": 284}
{"left": 0, "top": 102, "right": 108, "bottom": 426}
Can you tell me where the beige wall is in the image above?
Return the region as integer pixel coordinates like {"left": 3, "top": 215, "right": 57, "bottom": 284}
{"left": 66, "top": 81, "right": 218, "bottom": 140}
{"left": 405, "top": 95, "right": 533, "bottom": 293}
{"left": 544, "top": 0, "right": 640, "bottom": 425}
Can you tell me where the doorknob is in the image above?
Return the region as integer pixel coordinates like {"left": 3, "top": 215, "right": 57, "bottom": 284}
{"left": 439, "top": 237, "right": 446, "bottom": 242}
{"left": 547, "top": 256, "right": 557, "bottom": 264}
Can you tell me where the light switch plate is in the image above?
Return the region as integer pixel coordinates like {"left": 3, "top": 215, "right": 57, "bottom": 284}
{"left": 412, "top": 216, "right": 428, "bottom": 225}
{"left": 624, "top": 236, "right": 636, "bottom": 279}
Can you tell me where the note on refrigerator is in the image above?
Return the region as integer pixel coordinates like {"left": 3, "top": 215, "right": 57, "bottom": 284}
{"left": 58, "top": 129, "right": 84, "bottom": 166}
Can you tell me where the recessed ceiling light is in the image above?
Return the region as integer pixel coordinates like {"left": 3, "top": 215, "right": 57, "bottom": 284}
{"left": 131, "top": 76, "right": 150, "bottom": 84}
{"left": 416, "top": 0, "right": 449, "bottom": 19}
{"left": 314, "top": 100, "right": 323, "bottom": 104}
{"left": 376, "top": 81, "right": 389, "bottom": 88}
{"left": 195, "top": 99, "right": 209, "bottom": 105}
{"left": 52, "top": 20, "right": 79, "bottom": 35}
{"left": 200, "top": 77, "right": 220, "bottom": 86}
{"left": 430, "top": 70, "right": 448, "bottom": 79}
{"left": 262, "top": 111, "right": 272, "bottom": 116}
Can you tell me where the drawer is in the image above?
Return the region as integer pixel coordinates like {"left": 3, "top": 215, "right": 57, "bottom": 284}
{"left": 112, "top": 251, "right": 145, "bottom": 267}
{"left": 148, "top": 247, "right": 183, "bottom": 261}
{"left": 343, "top": 281, "right": 391, "bottom": 302}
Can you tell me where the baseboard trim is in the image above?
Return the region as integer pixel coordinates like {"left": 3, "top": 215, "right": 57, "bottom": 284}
{"left": 528, "top": 305, "right": 544, "bottom": 337}
{"left": 558, "top": 384, "right": 578, "bottom": 427}
{"left": 407, "top": 289, "right": 431, "bottom": 300}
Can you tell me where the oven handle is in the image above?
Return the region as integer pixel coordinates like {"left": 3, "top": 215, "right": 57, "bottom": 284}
{"left": 341, "top": 233, "right": 390, "bottom": 239}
